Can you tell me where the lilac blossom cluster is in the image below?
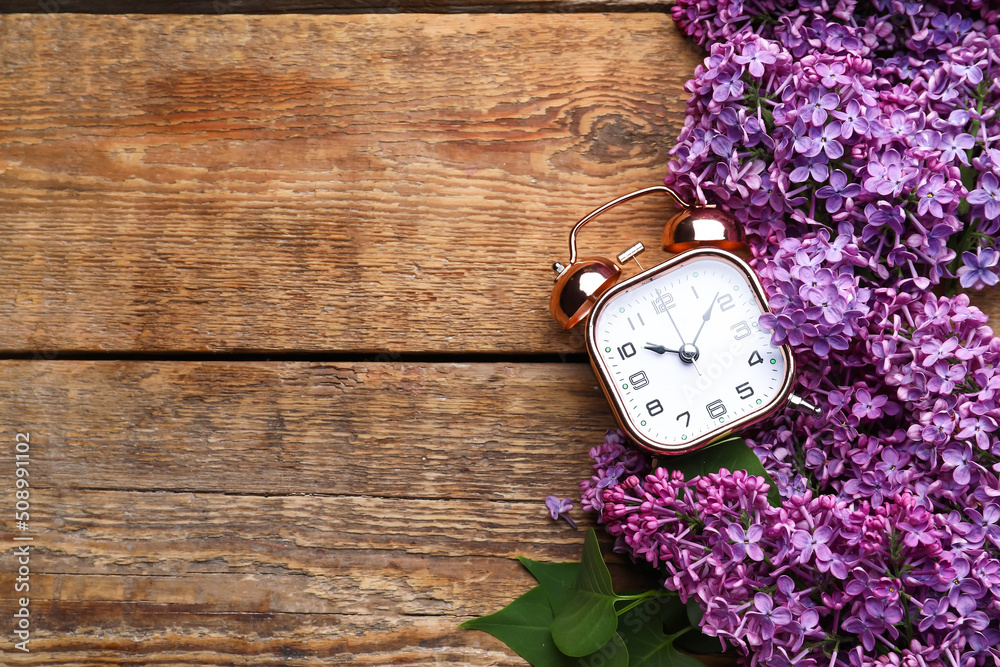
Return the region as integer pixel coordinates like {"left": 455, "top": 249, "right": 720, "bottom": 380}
{"left": 578, "top": 1, "right": 1000, "bottom": 665}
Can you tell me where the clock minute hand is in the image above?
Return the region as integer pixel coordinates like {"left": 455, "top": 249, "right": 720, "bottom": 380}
{"left": 690, "top": 291, "right": 721, "bottom": 346}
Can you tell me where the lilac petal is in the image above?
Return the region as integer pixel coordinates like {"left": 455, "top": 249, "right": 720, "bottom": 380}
{"left": 769, "top": 607, "right": 792, "bottom": 625}
{"left": 790, "top": 529, "right": 811, "bottom": 549}
{"left": 824, "top": 139, "right": 844, "bottom": 159}
{"left": 727, "top": 523, "right": 746, "bottom": 542}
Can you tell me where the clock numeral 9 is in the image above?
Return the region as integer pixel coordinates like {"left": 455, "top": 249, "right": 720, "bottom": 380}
{"left": 646, "top": 399, "right": 664, "bottom": 417}
{"left": 706, "top": 399, "right": 727, "bottom": 419}
{"left": 617, "top": 343, "right": 637, "bottom": 359}
{"left": 731, "top": 321, "right": 751, "bottom": 340}
{"left": 717, "top": 293, "right": 735, "bottom": 312}
{"left": 628, "top": 371, "right": 649, "bottom": 390}
{"left": 736, "top": 382, "right": 754, "bottom": 400}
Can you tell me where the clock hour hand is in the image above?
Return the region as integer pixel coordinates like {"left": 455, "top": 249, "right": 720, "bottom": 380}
{"left": 644, "top": 343, "right": 681, "bottom": 355}
{"left": 690, "top": 291, "right": 721, "bottom": 346}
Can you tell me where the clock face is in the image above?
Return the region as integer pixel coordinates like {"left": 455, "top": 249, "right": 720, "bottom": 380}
{"left": 586, "top": 247, "right": 794, "bottom": 454}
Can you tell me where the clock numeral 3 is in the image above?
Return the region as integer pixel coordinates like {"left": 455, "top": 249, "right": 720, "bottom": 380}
{"left": 736, "top": 382, "right": 754, "bottom": 400}
{"left": 617, "top": 343, "right": 637, "bottom": 359}
{"left": 718, "top": 293, "right": 735, "bottom": 312}
{"left": 676, "top": 411, "right": 690, "bottom": 428}
{"left": 628, "top": 371, "right": 649, "bottom": 390}
{"left": 646, "top": 399, "right": 664, "bottom": 417}
{"left": 731, "top": 321, "right": 751, "bottom": 340}
{"left": 748, "top": 350, "right": 763, "bottom": 366}
{"left": 706, "top": 400, "right": 727, "bottom": 419}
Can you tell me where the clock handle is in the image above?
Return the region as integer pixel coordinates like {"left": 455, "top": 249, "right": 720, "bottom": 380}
{"left": 549, "top": 185, "right": 691, "bottom": 330}
{"left": 565, "top": 185, "right": 691, "bottom": 265}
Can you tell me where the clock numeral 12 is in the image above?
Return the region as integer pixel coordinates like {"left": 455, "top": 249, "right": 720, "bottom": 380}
{"left": 646, "top": 399, "right": 664, "bottom": 417}
{"left": 617, "top": 342, "right": 637, "bottom": 359}
{"left": 652, "top": 292, "right": 675, "bottom": 315}
{"left": 706, "top": 400, "right": 727, "bottom": 419}
{"left": 736, "top": 382, "right": 754, "bottom": 400}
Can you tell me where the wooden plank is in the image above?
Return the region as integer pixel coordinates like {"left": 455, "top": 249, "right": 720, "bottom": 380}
{"left": 0, "top": 0, "right": 671, "bottom": 12}
{"left": 0, "top": 13, "right": 702, "bottom": 355}
{"left": 25, "top": 488, "right": 595, "bottom": 564}
{"left": 0, "top": 360, "right": 610, "bottom": 500}
{"left": 0, "top": 603, "right": 525, "bottom": 665}
{"left": 0, "top": 361, "right": 670, "bottom": 664}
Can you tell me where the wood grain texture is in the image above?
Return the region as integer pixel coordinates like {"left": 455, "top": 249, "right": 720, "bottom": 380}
{"left": 0, "top": 13, "right": 702, "bottom": 356}
{"left": 0, "top": 0, "right": 673, "bottom": 12}
{"left": 0, "top": 360, "right": 680, "bottom": 664}
{"left": 0, "top": 360, "right": 610, "bottom": 500}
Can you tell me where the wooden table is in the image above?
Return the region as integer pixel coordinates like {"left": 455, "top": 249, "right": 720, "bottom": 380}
{"left": 1, "top": 9, "right": 997, "bottom": 665}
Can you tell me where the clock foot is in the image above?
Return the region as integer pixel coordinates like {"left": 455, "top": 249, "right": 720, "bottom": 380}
{"left": 788, "top": 393, "right": 822, "bottom": 415}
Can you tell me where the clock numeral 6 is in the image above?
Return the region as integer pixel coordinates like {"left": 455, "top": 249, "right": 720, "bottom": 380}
{"left": 646, "top": 399, "right": 664, "bottom": 417}
{"left": 628, "top": 371, "right": 649, "bottom": 390}
{"left": 617, "top": 342, "right": 637, "bottom": 359}
{"left": 706, "top": 400, "right": 727, "bottom": 419}
{"left": 736, "top": 382, "right": 754, "bottom": 400}
{"left": 731, "top": 321, "right": 751, "bottom": 340}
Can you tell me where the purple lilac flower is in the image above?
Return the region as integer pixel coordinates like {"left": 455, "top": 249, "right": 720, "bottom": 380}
{"left": 957, "top": 247, "right": 1000, "bottom": 289}
{"left": 802, "top": 88, "right": 839, "bottom": 126}
{"left": 579, "top": 3, "right": 1000, "bottom": 666}
{"left": 938, "top": 132, "right": 975, "bottom": 166}
{"left": 815, "top": 170, "right": 862, "bottom": 213}
{"left": 733, "top": 41, "right": 776, "bottom": 78}
{"left": 968, "top": 172, "right": 1000, "bottom": 220}
{"left": 727, "top": 523, "right": 765, "bottom": 562}
{"left": 545, "top": 496, "right": 577, "bottom": 529}
{"left": 916, "top": 174, "right": 957, "bottom": 217}
{"left": 831, "top": 99, "right": 869, "bottom": 140}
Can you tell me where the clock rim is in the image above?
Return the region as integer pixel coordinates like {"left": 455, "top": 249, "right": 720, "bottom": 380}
{"left": 584, "top": 246, "right": 797, "bottom": 456}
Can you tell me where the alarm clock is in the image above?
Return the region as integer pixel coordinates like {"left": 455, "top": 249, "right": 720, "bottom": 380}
{"left": 549, "top": 186, "right": 817, "bottom": 455}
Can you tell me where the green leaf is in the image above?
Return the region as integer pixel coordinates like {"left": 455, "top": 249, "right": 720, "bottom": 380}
{"left": 618, "top": 599, "right": 707, "bottom": 667}
{"left": 662, "top": 436, "right": 782, "bottom": 507}
{"left": 461, "top": 585, "right": 574, "bottom": 667}
{"left": 685, "top": 598, "right": 704, "bottom": 628}
{"left": 674, "top": 629, "right": 724, "bottom": 655}
{"left": 550, "top": 529, "right": 619, "bottom": 657}
{"left": 584, "top": 632, "right": 629, "bottom": 667}
{"left": 676, "top": 597, "right": 723, "bottom": 654}
{"left": 519, "top": 557, "right": 580, "bottom": 614}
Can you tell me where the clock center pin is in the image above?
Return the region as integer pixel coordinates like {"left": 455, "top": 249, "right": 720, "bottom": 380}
{"left": 678, "top": 343, "right": 700, "bottom": 364}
